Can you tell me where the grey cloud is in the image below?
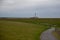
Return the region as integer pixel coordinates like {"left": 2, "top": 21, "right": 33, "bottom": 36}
{"left": 0, "top": 0, "right": 3, "bottom": 5}
{"left": 0, "top": 0, "right": 60, "bottom": 18}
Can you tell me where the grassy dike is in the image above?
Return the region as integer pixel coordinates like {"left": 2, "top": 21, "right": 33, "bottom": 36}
{"left": 0, "top": 21, "right": 49, "bottom": 40}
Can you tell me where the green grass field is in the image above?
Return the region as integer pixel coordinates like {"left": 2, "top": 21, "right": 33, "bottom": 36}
{"left": 0, "top": 18, "right": 60, "bottom": 25}
{"left": 0, "top": 18, "right": 60, "bottom": 40}
{"left": 0, "top": 20, "right": 49, "bottom": 40}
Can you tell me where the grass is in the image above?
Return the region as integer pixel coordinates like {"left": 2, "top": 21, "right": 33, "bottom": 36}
{"left": 0, "top": 18, "right": 60, "bottom": 40}
{"left": 53, "top": 31, "right": 60, "bottom": 40}
{"left": 0, "top": 20, "right": 49, "bottom": 40}
{"left": 0, "top": 18, "right": 60, "bottom": 25}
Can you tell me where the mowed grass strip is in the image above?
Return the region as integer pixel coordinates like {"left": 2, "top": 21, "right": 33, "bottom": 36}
{"left": 0, "top": 21, "right": 48, "bottom": 40}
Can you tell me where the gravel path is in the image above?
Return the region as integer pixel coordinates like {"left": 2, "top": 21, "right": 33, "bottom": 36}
{"left": 40, "top": 27, "right": 57, "bottom": 40}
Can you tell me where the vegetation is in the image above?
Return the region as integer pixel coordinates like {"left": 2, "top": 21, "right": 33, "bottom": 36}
{"left": 0, "top": 20, "right": 49, "bottom": 40}
{"left": 53, "top": 31, "right": 60, "bottom": 40}
{"left": 0, "top": 18, "right": 60, "bottom": 25}
{"left": 0, "top": 18, "right": 60, "bottom": 40}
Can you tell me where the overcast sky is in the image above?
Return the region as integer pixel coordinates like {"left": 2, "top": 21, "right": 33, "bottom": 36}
{"left": 0, "top": 0, "right": 60, "bottom": 18}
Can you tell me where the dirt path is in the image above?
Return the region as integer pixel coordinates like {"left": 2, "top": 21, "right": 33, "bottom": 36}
{"left": 40, "top": 27, "right": 57, "bottom": 40}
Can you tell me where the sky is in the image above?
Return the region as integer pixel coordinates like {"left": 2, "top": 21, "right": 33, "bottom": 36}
{"left": 0, "top": 0, "right": 60, "bottom": 18}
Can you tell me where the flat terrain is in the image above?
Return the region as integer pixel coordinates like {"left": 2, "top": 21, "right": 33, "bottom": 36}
{"left": 0, "top": 18, "right": 60, "bottom": 26}
{"left": 0, "top": 18, "right": 60, "bottom": 40}
{"left": 0, "top": 20, "right": 49, "bottom": 40}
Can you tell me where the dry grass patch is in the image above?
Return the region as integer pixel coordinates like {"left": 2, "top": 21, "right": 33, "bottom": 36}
{"left": 52, "top": 31, "right": 60, "bottom": 40}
